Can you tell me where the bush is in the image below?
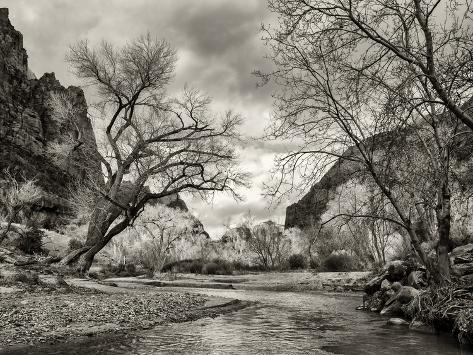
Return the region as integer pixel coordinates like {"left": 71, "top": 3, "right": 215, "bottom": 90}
{"left": 189, "top": 260, "right": 204, "bottom": 273}
{"left": 231, "top": 260, "right": 266, "bottom": 273}
{"left": 309, "top": 257, "right": 320, "bottom": 269}
{"left": 15, "top": 226, "right": 45, "bottom": 254}
{"left": 68, "top": 238, "right": 83, "bottom": 252}
{"left": 322, "top": 254, "right": 355, "bottom": 272}
{"left": 288, "top": 254, "right": 306, "bottom": 269}
{"left": 202, "top": 259, "right": 234, "bottom": 275}
{"left": 202, "top": 262, "right": 219, "bottom": 275}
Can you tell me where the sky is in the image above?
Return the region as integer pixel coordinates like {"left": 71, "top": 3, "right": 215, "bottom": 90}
{"left": 2, "top": 0, "right": 296, "bottom": 238}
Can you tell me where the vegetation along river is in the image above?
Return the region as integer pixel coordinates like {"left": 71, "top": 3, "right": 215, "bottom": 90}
{"left": 5, "top": 288, "right": 472, "bottom": 355}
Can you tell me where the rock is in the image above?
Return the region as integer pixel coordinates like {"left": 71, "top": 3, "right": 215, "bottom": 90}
{"left": 380, "top": 300, "right": 403, "bottom": 316}
{"left": 387, "top": 318, "right": 409, "bottom": 326}
{"left": 391, "top": 282, "right": 402, "bottom": 292}
{"left": 386, "top": 260, "right": 407, "bottom": 282}
{"left": 380, "top": 279, "right": 391, "bottom": 290}
{"left": 407, "top": 271, "right": 426, "bottom": 289}
{"left": 409, "top": 320, "right": 436, "bottom": 334}
{"left": 397, "top": 286, "right": 420, "bottom": 304}
{"left": 364, "top": 273, "right": 387, "bottom": 295}
{"left": 450, "top": 244, "right": 473, "bottom": 265}
{"left": 452, "top": 262, "right": 473, "bottom": 277}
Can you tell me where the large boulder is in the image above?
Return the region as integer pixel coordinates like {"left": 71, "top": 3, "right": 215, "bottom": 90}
{"left": 451, "top": 244, "right": 473, "bottom": 277}
{"left": 452, "top": 262, "right": 473, "bottom": 277}
{"left": 386, "top": 260, "right": 407, "bottom": 282}
{"left": 451, "top": 244, "right": 473, "bottom": 265}
{"left": 397, "top": 286, "right": 420, "bottom": 304}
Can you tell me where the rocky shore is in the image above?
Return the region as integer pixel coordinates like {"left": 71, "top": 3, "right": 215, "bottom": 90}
{"left": 361, "top": 243, "right": 473, "bottom": 344}
{"left": 0, "top": 267, "right": 247, "bottom": 351}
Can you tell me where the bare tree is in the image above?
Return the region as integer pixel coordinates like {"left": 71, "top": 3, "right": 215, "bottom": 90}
{"left": 241, "top": 216, "right": 289, "bottom": 269}
{"left": 259, "top": 0, "right": 473, "bottom": 283}
{"left": 134, "top": 205, "right": 192, "bottom": 274}
{"left": 57, "top": 34, "right": 246, "bottom": 273}
{"left": 0, "top": 170, "right": 42, "bottom": 244}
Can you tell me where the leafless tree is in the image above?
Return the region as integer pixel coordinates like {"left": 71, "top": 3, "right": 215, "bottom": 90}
{"left": 241, "top": 216, "right": 289, "bottom": 269}
{"left": 57, "top": 34, "right": 246, "bottom": 273}
{"left": 134, "top": 205, "right": 192, "bottom": 274}
{"left": 259, "top": 0, "right": 473, "bottom": 283}
{"left": 0, "top": 170, "right": 42, "bottom": 244}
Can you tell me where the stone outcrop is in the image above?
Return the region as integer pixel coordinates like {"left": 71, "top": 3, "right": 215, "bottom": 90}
{"left": 0, "top": 9, "right": 100, "bottom": 227}
{"left": 451, "top": 243, "right": 473, "bottom": 280}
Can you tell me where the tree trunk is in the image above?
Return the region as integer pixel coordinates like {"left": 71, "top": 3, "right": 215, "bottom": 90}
{"left": 60, "top": 197, "right": 127, "bottom": 274}
{"left": 435, "top": 180, "right": 452, "bottom": 284}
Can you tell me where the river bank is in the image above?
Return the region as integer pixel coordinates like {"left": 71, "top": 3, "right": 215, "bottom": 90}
{"left": 101, "top": 270, "right": 371, "bottom": 293}
{"left": 0, "top": 267, "right": 248, "bottom": 351}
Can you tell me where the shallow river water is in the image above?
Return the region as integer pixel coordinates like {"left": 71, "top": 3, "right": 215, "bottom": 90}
{"left": 5, "top": 288, "right": 473, "bottom": 354}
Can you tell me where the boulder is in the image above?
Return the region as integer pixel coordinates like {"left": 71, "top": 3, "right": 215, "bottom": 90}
{"left": 391, "top": 282, "right": 402, "bottom": 292}
{"left": 364, "top": 273, "right": 387, "bottom": 295}
{"left": 397, "top": 286, "right": 420, "bottom": 304}
{"left": 407, "top": 270, "right": 426, "bottom": 289}
{"left": 450, "top": 244, "right": 473, "bottom": 265}
{"left": 386, "top": 260, "right": 407, "bottom": 282}
{"left": 380, "top": 279, "right": 391, "bottom": 291}
{"left": 380, "top": 300, "right": 403, "bottom": 316}
{"left": 387, "top": 318, "right": 409, "bottom": 326}
{"left": 452, "top": 262, "right": 473, "bottom": 277}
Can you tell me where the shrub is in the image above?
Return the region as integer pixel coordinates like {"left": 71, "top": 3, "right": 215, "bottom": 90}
{"left": 202, "top": 262, "right": 219, "bottom": 275}
{"left": 125, "top": 262, "right": 136, "bottom": 274}
{"left": 309, "top": 257, "right": 320, "bottom": 269}
{"left": 322, "top": 254, "right": 355, "bottom": 272}
{"left": 212, "top": 258, "right": 234, "bottom": 274}
{"left": 15, "top": 226, "right": 45, "bottom": 254}
{"left": 288, "top": 254, "right": 306, "bottom": 269}
{"left": 189, "top": 260, "right": 203, "bottom": 273}
{"left": 68, "top": 238, "right": 83, "bottom": 252}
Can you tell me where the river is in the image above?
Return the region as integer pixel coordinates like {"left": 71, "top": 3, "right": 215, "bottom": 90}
{"left": 5, "top": 288, "right": 472, "bottom": 354}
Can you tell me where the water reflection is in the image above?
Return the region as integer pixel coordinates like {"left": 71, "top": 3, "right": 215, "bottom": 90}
{"left": 2, "top": 289, "right": 471, "bottom": 354}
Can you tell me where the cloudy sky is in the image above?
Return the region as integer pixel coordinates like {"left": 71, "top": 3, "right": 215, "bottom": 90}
{"left": 3, "top": 0, "right": 297, "bottom": 238}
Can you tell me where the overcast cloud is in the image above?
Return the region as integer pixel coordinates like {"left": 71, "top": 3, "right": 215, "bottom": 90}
{"left": 3, "top": 0, "right": 292, "bottom": 238}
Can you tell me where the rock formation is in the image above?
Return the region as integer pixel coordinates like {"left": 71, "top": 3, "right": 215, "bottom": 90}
{"left": 0, "top": 8, "right": 100, "bottom": 227}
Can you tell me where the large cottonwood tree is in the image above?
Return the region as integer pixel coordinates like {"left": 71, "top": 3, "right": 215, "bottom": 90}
{"left": 57, "top": 35, "right": 246, "bottom": 273}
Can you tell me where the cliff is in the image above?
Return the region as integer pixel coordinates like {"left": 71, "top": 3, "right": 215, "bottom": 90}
{"left": 285, "top": 119, "right": 473, "bottom": 233}
{"left": 0, "top": 8, "right": 100, "bottom": 227}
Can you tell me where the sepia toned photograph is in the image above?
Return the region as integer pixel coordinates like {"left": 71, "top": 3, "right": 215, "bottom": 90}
{"left": 0, "top": 1, "right": 473, "bottom": 354}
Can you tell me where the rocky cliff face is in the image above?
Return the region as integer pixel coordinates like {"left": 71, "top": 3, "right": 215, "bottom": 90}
{"left": 285, "top": 150, "right": 360, "bottom": 230}
{"left": 0, "top": 8, "right": 100, "bottom": 227}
